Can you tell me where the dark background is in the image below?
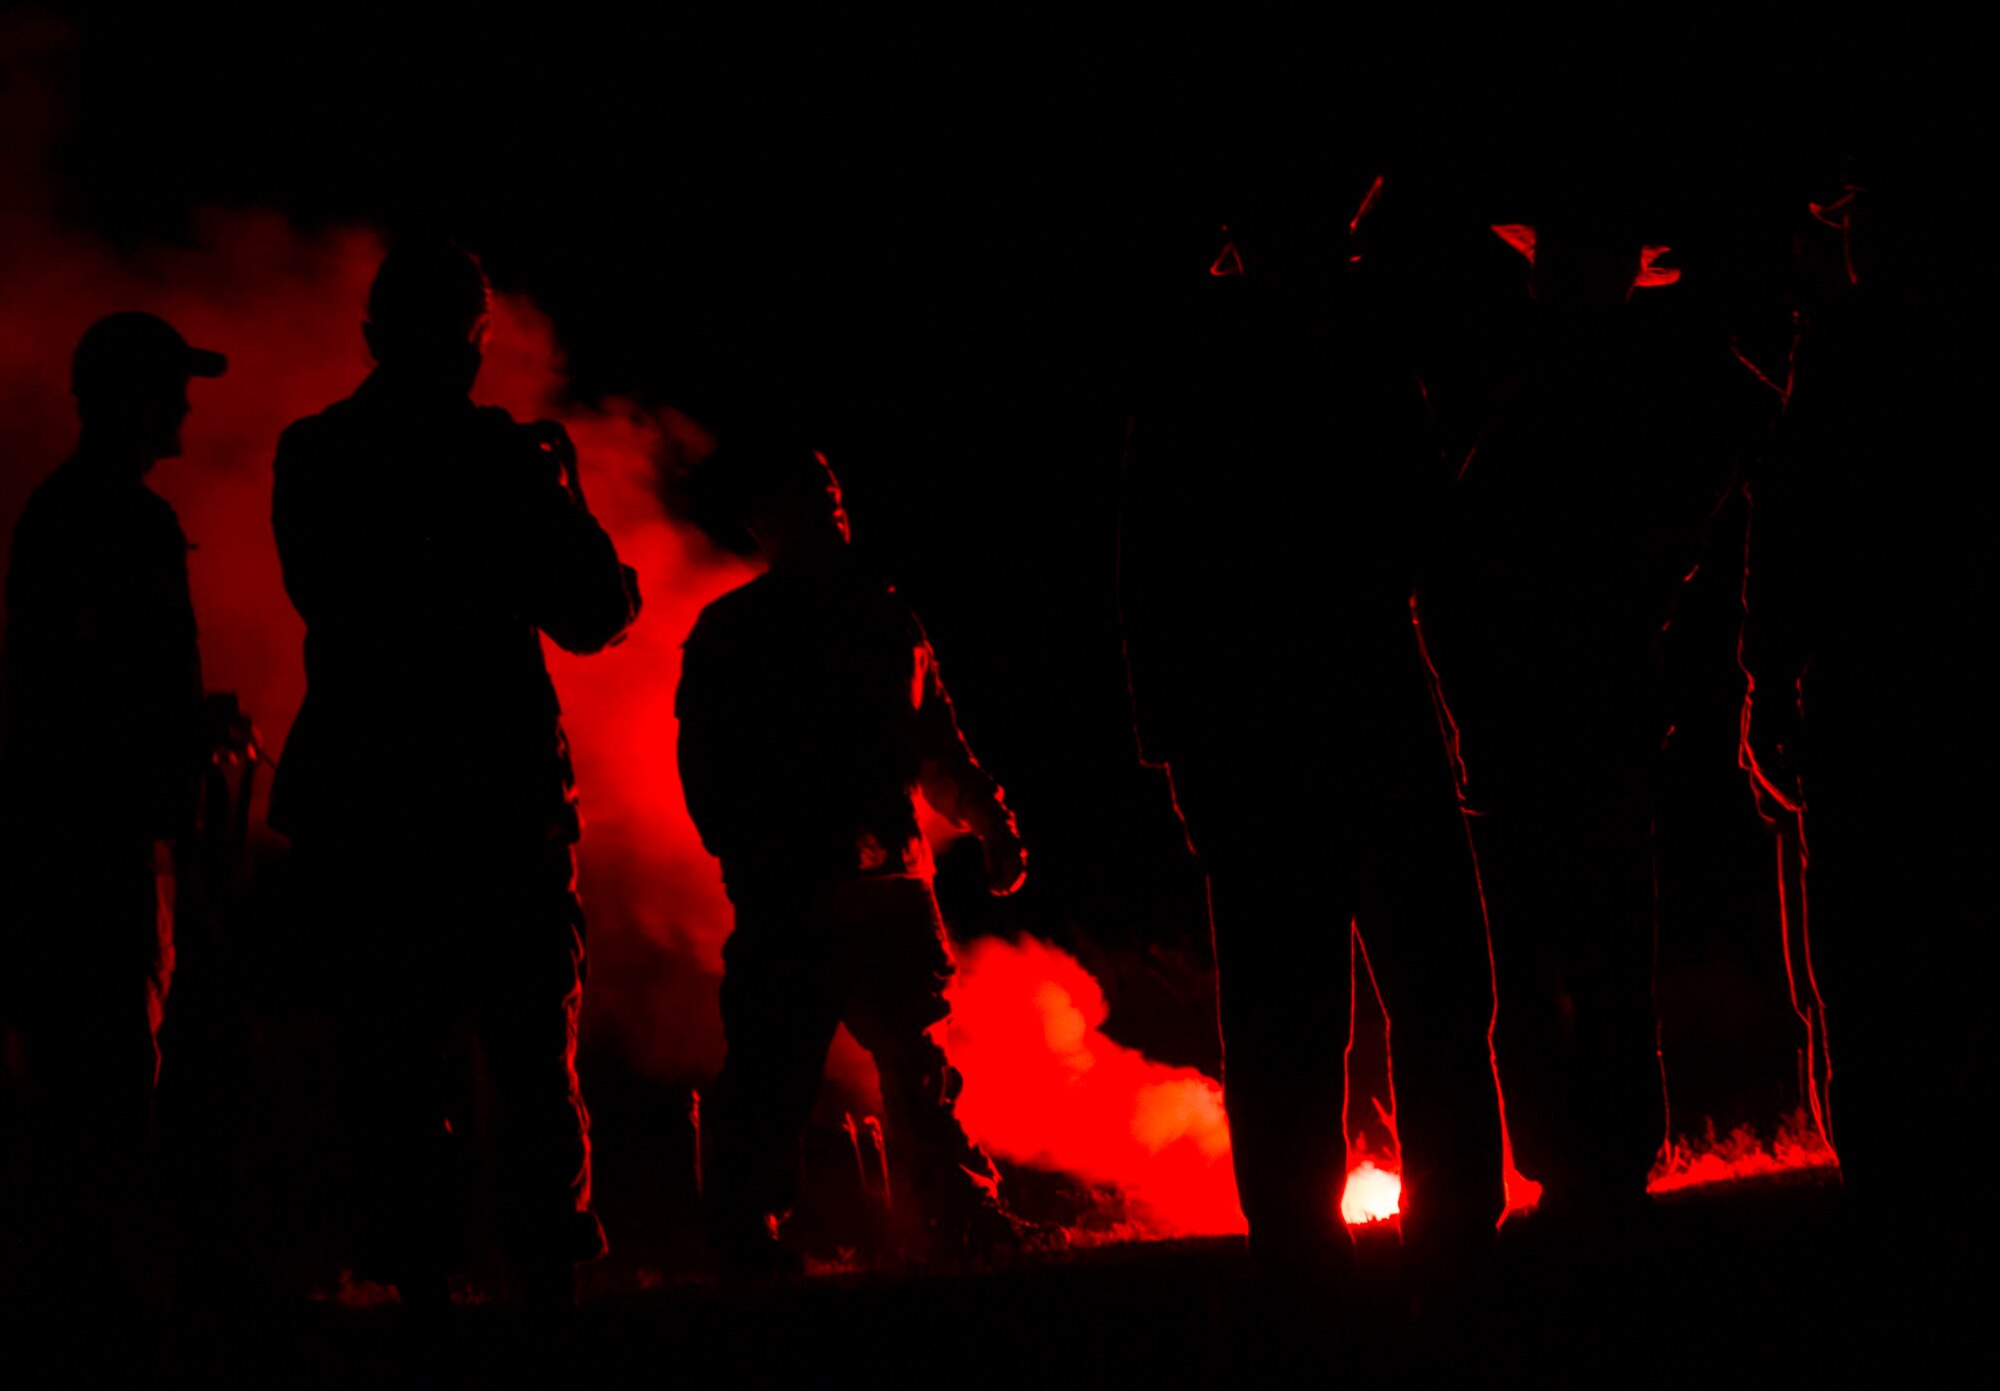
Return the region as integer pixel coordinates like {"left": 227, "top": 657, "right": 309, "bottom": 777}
{"left": 5, "top": 8, "right": 1981, "bottom": 1298}
{"left": 31, "top": 10, "right": 1912, "bottom": 1047}
{"left": 22, "top": 11, "right": 1952, "bottom": 1084}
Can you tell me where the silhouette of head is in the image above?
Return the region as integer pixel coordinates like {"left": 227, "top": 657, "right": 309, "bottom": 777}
{"left": 71, "top": 311, "right": 227, "bottom": 464}
{"left": 1817, "top": 151, "right": 1957, "bottom": 301}
{"left": 363, "top": 242, "right": 492, "bottom": 395}
{"left": 730, "top": 434, "right": 850, "bottom": 567}
{"left": 1207, "top": 201, "right": 1350, "bottom": 291}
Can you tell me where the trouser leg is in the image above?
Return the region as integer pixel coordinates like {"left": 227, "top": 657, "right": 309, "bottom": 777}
{"left": 1480, "top": 799, "right": 1662, "bottom": 1211}
{"left": 834, "top": 877, "right": 997, "bottom": 1222}
{"left": 347, "top": 923, "right": 457, "bottom": 1287}
{"left": 1807, "top": 795, "right": 1897, "bottom": 1203}
{"left": 12, "top": 842, "right": 171, "bottom": 1291}
{"left": 309, "top": 842, "right": 460, "bottom": 1288}
{"left": 1810, "top": 734, "right": 1986, "bottom": 1220}
{"left": 1206, "top": 855, "right": 1354, "bottom": 1256}
{"left": 470, "top": 845, "right": 603, "bottom": 1269}
{"left": 705, "top": 902, "right": 842, "bottom": 1246}
{"left": 1359, "top": 783, "right": 1505, "bottom": 1257}
{"left": 1804, "top": 682, "right": 1997, "bottom": 1298}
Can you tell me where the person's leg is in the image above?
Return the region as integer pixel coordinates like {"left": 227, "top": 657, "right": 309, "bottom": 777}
{"left": 1172, "top": 747, "right": 1356, "bottom": 1270}
{"left": 1481, "top": 793, "right": 1662, "bottom": 1219}
{"left": 468, "top": 844, "right": 604, "bottom": 1301}
{"left": 1563, "top": 805, "right": 1667, "bottom": 1211}
{"left": 703, "top": 890, "right": 842, "bottom": 1274}
{"left": 14, "top": 840, "right": 170, "bottom": 1300}
{"left": 833, "top": 876, "right": 1002, "bottom": 1251}
{"left": 1208, "top": 866, "right": 1356, "bottom": 1263}
{"left": 1806, "top": 683, "right": 1986, "bottom": 1240}
{"left": 1358, "top": 768, "right": 1506, "bottom": 1271}
{"left": 1478, "top": 805, "right": 1584, "bottom": 1209}
{"left": 313, "top": 841, "right": 458, "bottom": 1297}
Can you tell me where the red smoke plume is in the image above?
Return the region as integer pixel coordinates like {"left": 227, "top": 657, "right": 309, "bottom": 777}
{"left": 945, "top": 935, "right": 1423, "bottom": 1235}
{"left": 943, "top": 936, "right": 1828, "bottom": 1235}
{"left": 0, "top": 17, "right": 754, "bottom": 1086}
{"left": 946, "top": 935, "right": 1243, "bottom": 1235}
{"left": 4, "top": 21, "right": 1830, "bottom": 1248}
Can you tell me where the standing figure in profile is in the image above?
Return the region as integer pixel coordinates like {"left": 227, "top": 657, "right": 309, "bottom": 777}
{"left": 1122, "top": 186, "right": 1506, "bottom": 1304}
{"left": 676, "top": 434, "right": 1026, "bottom": 1279}
{"left": 269, "top": 243, "right": 640, "bottom": 1308}
{"left": 1, "top": 313, "right": 225, "bottom": 1299}
{"left": 1420, "top": 197, "right": 1764, "bottom": 1234}
{"left": 1741, "top": 141, "right": 1993, "bottom": 1290}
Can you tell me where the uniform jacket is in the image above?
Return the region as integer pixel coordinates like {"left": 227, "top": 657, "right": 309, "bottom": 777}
{"left": 676, "top": 557, "right": 1010, "bottom": 894}
{"left": 2, "top": 456, "right": 203, "bottom": 845}
{"left": 270, "top": 373, "right": 638, "bottom": 848}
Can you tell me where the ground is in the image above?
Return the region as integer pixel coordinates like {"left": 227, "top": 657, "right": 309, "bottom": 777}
{"left": 11, "top": 1168, "right": 1978, "bottom": 1386}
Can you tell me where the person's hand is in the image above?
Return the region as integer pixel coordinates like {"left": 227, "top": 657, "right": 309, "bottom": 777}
{"left": 614, "top": 564, "right": 643, "bottom": 637}
{"left": 520, "top": 419, "right": 586, "bottom": 506}
{"left": 201, "top": 691, "right": 261, "bottom": 764}
{"left": 980, "top": 822, "right": 1028, "bottom": 897}
{"left": 1744, "top": 693, "right": 1805, "bottom": 821}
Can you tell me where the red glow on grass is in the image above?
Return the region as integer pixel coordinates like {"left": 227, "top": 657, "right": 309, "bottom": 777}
{"left": 946, "top": 937, "right": 1834, "bottom": 1242}
{"left": 1647, "top": 1111, "right": 1837, "bottom": 1195}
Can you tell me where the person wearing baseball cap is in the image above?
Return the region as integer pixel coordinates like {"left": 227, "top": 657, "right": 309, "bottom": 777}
{"left": 0, "top": 311, "right": 226, "bottom": 1301}
{"left": 69, "top": 310, "right": 228, "bottom": 461}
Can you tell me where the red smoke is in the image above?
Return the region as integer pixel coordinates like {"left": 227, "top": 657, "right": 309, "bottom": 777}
{"left": 2, "top": 21, "right": 1833, "bottom": 1250}
{"left": 0, "top": 18, "right": 755, "bottom": 1086}
{"left": 1648, "top": 1110, "right": 1836, "bottom": 1195}
{"left": 946, "top": 935, "right": 1243, "bottom": 1235}
{"left": 945, "top": 935, "right": 1429, "bottom": 1236}
{"left": 943, "top": 936, "right": 1829, "bottom": 1237}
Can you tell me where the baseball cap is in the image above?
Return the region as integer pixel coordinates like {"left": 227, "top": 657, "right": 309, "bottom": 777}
{"left": 71, "top": 312, "right": 228, "bottom": 398}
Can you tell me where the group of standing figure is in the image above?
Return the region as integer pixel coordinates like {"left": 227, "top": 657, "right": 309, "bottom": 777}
{"left": 1126, "top": 154, "right": 1990, "bottom": 1309}
{"left": 0, "top": 242, "right": 1030, "bottom": 1308}
{"left": 0, "top": 145, "right": 1987, "bottom": 1317}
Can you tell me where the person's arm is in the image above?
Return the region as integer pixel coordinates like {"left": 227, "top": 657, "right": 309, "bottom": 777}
{"left": 1738, "top": 396, "right": 1817, "bottom": 817}
{"left": 135, "top": 504, "right": 205, "bottom": 838}
{"left": 911, "top": 620, "right": 1024, "bottom": 895}
{"left": 673, "top": 610, "right": 741, "bottom": 863}
{"left": 1115, "top": 407, "right": 1192, "bottom": 772}
{"left": 271, "top": 419, "right": 331, "bottom": 625}
{"left": 504, "top": 416, "right": 642, "bottom": 654}
{"left": 60, "top": 499, "right": 205, "bottom": 840}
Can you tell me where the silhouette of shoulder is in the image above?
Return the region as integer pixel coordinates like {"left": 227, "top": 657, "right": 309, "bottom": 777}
{"left": 276, "top": 389, "right": 522, "bottom": 457}
{"left": 12, "top": 463, "right": 188, "bottom": 580}
{"left": 686, "top": 569, "right": 919, "bottom": 650}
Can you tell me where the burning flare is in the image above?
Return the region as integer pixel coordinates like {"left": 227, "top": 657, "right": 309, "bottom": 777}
{"left": 944, "top": 937, "right": 1834, "bottom": 1240}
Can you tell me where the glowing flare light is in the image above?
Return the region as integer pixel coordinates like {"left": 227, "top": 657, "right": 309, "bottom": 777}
{"left": 1338, "top": 1161, "right": 1403, "bottom": 1226}
{"left": 945, "top": 936, "right": 1404, "bottom": 1233}
{"left": 945, "top": 936, "right": 1836, "bottom": 1240}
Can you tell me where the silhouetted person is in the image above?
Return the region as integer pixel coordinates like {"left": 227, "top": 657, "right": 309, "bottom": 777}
{"left": 1653, "top": 477, "right": 1813, "bottom": 1144}
{"left": 0, "top": 312, "right": 225, "bottom": 1299}
{"left": 1742, "top": 143, "right": 1994, "bottom": 1284}
{"left": 269, "top": 243, "right": 639, "bottom": 1308}
{"left": 1420, "top": 204, "right": 1764, "bottom": 1230}
{"left": 676, "top": 437, "right": 1026, "bottom": 1278}
{"left": 1122, "top": 188, "right": 1506, "bottom": 1300}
